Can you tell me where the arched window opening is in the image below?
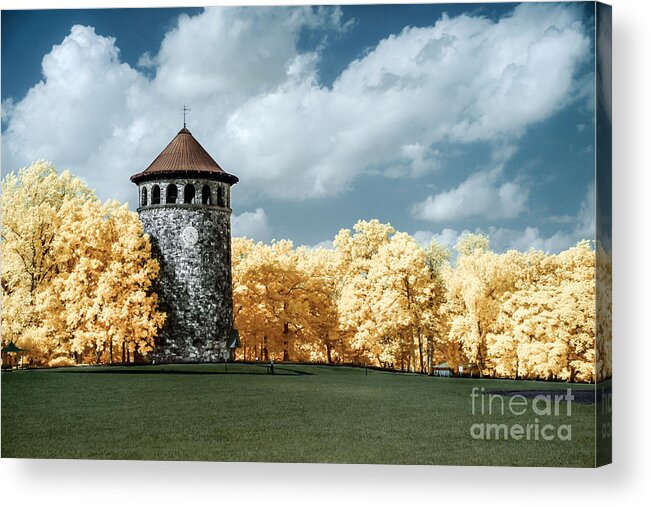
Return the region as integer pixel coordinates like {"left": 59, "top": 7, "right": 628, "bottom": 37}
{"left": 217, "top": 186, "right": 225, "bottom": 207}
{"left": 166, "top": 184, "right": 178, "bottom": 204}
{"left": 141, "top": 187, "right": 148, "bottom": 206}
{"left": 202, "top": 185, "right": 212, "bottom": 205}
{"left": 184, "top": 184, "right": 196, "bottom": 204}
{"left": 152, "top": 185, "right": 161, "bottom": 205}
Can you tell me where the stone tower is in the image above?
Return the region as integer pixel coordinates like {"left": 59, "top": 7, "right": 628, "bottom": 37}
{"left": 130, "top": 126, "right": 238, "bottom": 363}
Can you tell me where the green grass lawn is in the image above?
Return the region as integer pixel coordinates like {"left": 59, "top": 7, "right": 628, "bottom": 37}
{"left": 1, "top": 363, "right": 598, "bottom": 466}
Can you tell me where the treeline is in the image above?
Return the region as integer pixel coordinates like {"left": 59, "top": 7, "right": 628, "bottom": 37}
{"left": 233, "top": 221, "right": 611, "bottom": 383}
{"left": 1, "top": 162, "right": 165, "bottom": 366}
{"left": 2, "top": 163, "right": 610, "bottom": 382}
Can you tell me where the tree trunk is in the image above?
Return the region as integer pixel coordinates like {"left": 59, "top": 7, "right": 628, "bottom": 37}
{"left": 417, "top": 331, "right": 424, "bottom": 373}
{"left": 475, "top": 320, "right": 483, "bottom": 371}
{"left": 282, "top": 322, "right": 290, "bottom": 361}
{"left": 426, "top": 336, "right": 434, "bottom": 375}
{"left": 262, "top": 336, "right": 269, "bottom": 362}
{"left": 515, "top": 354, "right": 519, "bottom": 380}
{"left": 326, "top": 341, "right": 333, "bottom": 364}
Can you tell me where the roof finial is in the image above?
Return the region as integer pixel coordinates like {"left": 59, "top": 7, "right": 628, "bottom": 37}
{"left": 181, "top": 104, "right": 191, "bottom": 129}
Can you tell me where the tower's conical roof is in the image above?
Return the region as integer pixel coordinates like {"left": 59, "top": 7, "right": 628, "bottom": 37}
{"left": 131, "top": 127, "right": 238, "bottom": 184}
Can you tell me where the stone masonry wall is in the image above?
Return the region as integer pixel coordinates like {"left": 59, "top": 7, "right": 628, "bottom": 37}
{"left": 138, "top": 184, "right": 233, "bottom": 363}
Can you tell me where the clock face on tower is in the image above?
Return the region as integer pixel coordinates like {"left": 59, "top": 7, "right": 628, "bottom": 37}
{"left": 182, "top": 226, "right": 199, "bottom": 246}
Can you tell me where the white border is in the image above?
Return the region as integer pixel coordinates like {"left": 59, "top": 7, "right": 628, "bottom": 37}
{"left": 1, "top": 0, "right": 649, "bottom": 504}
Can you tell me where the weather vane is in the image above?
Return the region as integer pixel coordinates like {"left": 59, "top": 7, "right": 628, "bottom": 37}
{"left": 181, "top": 104, "right": 191, "bottom": 128}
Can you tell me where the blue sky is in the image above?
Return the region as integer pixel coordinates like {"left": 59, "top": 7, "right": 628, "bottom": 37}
{"left": 1, "top": 3, "right": 596, "bottom": 252}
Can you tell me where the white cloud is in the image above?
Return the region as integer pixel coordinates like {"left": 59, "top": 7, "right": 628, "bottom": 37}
{"left": 232, "top": 208, "right": 271, "bottom": 241}
{"left": 413, "top": 230, "right": 436, "bottom": 245}
{"left": 219, "top": 4, "right": 590, "bottom": 200}
{"left": 1, "top": 8, "right": 342, "bottom": 205}
{"left": 1, "top": 25, "right": 159, "bottom": 204}
{"left": 2, "top": 26, "right": 147, "bottom": 200}
{"left": 307, "top": 240, "right": 334, "bottom": 250}
{"left": 574, "top": 181, "right": 596, "bottom": 239}
{"left": 1, "top": 98, "right": 15, "bottom": 123}
{"left": 432, "top": 183, "right": 596, "bottom": 253}
{"left": 411, "top": 167, "right": 528, "bottom": 222}
{"left": 487, "top": 226, "right": 576, "bottom": 254}
{"left": 151, "top": 7, "right": 336, "bottom": 100}
{"left": 137, "top": 51, "right": 156, "bottom": 69}
{"left": 2, "top": 4, "right": 591, "bottom": 207}
{"left": 384, "top": 143, "right": 441, "bottom": 178}
{"left": 413, "top": 228, "right": 462, "bottom": 249}
{"left": 429, "top": 224, "right": 572, "bottom": 255}
{"left": 597, "top": 5, "right": 612, "bottom": 122}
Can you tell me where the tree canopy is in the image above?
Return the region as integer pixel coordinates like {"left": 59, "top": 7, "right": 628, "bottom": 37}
{"left": 233, "top": 226, "right": 605, "bottom": 383}
{"left": 1, "top": 161, "right": 165, "bottom": 366}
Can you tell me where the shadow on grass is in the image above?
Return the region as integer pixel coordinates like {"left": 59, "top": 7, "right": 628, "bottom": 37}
{"left": 50, "top": 366, "right": 312, "bottom": 376}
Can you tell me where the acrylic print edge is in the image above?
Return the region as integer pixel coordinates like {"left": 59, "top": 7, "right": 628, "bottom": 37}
{"left": 595, "top": 0, "right": 612, "bottom": 467}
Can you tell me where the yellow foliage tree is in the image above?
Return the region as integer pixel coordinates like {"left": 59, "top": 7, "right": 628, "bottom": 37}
{"left": 230, "top": 224, "right": 597, "bottom": 382}
{"left": 1, "top": 161, "right": 165, "bottom": 366}
{"left": 52, "top": 200, "right": 165, "bottom": 364}
{"left": 423, "top": 239, "right": 453, "bottom": 372}
{"left": 333, "top": 221, "right": 449, "bottom": 371}
{"left": 365, "top": 232, "right": 437, "bottom": 372}
{"left": 334, "top": 220, "right": 395, "bottom": 364}
{"left": 487, "top": 242, "right": 596, "bottom": 382}
{"left": 295, "top": 246, "right": 341, "bottom": 363}
{"left": 232, "top": 239, "right": 321, "bottom": 362}
{"left": 443, "top": 234, "right": 519, "bottom": 375}
{"left": 2, "top": 161, "right": 95, "bottom": 363}
{"left": 595, "top": 243, "right": 612, "bottom": 380}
